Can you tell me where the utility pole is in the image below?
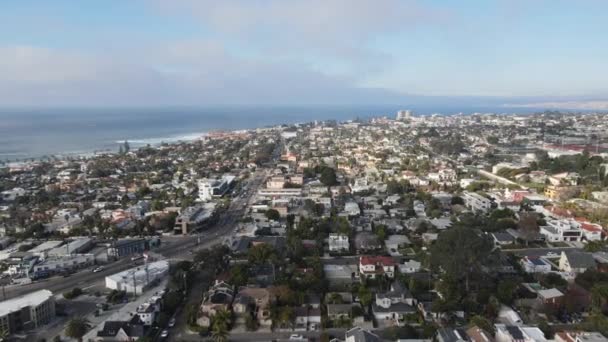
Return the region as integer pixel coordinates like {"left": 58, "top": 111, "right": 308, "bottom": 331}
{"left": 132, "top": 271, "right": 137, "bottom": 297}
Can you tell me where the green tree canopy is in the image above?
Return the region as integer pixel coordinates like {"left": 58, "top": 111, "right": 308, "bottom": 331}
{"left": 430, "top": 227, "right": 494, "bottom": 291}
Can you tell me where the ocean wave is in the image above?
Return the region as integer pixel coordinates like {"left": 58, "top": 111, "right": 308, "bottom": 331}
{"left": 113, "top": 132, "right": 206, "bottom": 146}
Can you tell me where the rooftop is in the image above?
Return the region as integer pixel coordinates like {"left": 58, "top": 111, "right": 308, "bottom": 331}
{"left": 0, "top": 289, "right": 53, "bottom": 317}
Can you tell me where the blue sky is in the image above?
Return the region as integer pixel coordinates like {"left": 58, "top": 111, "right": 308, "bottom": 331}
{"left": 1, "top": 0, "right": 607, "bottom": 107}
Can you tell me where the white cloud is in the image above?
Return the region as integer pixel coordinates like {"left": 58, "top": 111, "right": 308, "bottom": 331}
{"left": 0, "top": 43, "right": 405, "bottom": 106}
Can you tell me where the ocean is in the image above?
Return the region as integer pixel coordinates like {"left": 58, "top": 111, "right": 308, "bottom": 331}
{"left": 0, "top": 105, "right": 537, "bottom": 160}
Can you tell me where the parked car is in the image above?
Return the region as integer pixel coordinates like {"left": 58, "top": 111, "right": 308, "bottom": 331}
{"left": 168, "top": 318, "right": 176, "bottom": 327}
{"left": 161, "top": 330, "right": 169, "bottom": 338}
{"left": 92, "top": 266, "right": 104, "bottom": 273}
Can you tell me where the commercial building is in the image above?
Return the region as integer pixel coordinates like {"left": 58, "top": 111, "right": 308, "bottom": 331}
{"left": 0, "top": 290, "right": 55, "bottom": 334}
{"left": 257, "top": 188, "right": 302, "bottom": 199}
{"left": 47, "top": 238, "right": 93, "bottom": 257}
{"left": 173, "top": 203, "right": 217, "bottom": 234}
{"left": 107, "top": 238, "right": 146, "bottom": 259}
{"left": 32, "top": 254, "right": 95, "bottom": 275}
{"left": 198, "top": 175, "right": 236, "bottom": 202}
{"left": 105, "top": 260, "right": 169, "bottom": 294}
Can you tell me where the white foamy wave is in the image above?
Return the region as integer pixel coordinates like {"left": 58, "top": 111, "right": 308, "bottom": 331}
{"left": 114, "top": 132, "right": 206, "bottom": 146}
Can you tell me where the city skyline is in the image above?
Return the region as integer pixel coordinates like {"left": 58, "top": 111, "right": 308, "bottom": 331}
{"left": 1, "top": 0, "right": 608, "bottom": 107}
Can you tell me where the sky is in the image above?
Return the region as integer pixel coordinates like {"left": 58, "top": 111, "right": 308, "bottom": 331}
{"left": 0, "top": 0, "right": 607, "bottom": 107}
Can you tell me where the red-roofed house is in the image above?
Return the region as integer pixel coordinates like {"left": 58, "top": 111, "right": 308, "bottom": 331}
{"left": 359, "top": 256, "right": 396, "bottom": 279}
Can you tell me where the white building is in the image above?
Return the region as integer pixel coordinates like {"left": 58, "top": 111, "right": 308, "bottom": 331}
{"left": 462, "top": 192, "right": 493, "bottom": 212}
{"left": 33, "top": 254, "right": 95, "bottom": 274}
{"left": 396, "top": 110, "right": 413, "bottom": 121}
{"left": 106, "top": 260, "right": 170, "bottom": 294}
{"left": 540, "top": 219, "right": 583, "bottom": 242}
{"left": 344, "top": 201, "right": 361, "bottom": 216}
{"left": 328, "top": 234, "right": 349, "bottom": 252}
{"left": 135, "top": 295, "right": 162, "bottom": 326}
{"left": 198, "top": 175, "right": 235, "bottom": 202}
{"left": 520, "top": 257, "right": 551, "bottom": 273}
{"left": 399, "top": 260, "right": 422, "bottom": 274}
{"left": 0, "top": 290, "right": 55, "bottom": 334}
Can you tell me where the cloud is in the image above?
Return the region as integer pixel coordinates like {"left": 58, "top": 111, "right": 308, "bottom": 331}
{"left": 153, "top": 0, "right": 451, "bottom": 74}
{"left": 0, "top": 43, "right": 407, "bottom": 106}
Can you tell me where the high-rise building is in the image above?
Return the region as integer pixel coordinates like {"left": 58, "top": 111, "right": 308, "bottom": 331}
{"left": 396, "top": 109, "right": 413, "bottom": 121}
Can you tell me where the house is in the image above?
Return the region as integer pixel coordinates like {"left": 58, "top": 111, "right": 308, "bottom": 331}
{"left": 540, "top": 219, "right": 583, "bottom": 242}
{"left": 324, "top": 264, "right": 358, "bottom": 286}
{"left": 294, "top": 306, "right": 321, "bottom": 331}
{"left": 385, "top": 235, "right": 410, "bottom": 256}
{"left": 344, "top": 201, "right": 361, "bottom": 216}
{"left": 373, "top": 282, "right": 416, "bottom": 325}
{"left": 497, "top": 305, "right": 523, "bottom": 325}
{"left": 494, "top": 324, "right": 547, "bottom": 342}
{"left": 436, "top": 328, "right": 470, "bottom": 342}
{"left": 329, "top": 234, "right": 350, "bottom": 252}
{"left": 359, "top": 256, "right": 396, "bottom": 279}
{"left": 555, "top": 331, "right": 608, "bottom": 342}
{"left": 233, "top": 286, "right": 273, "bottom": 326}
{"left": 197, "top": 281, "right": 234, "bottom": 327}
{"left": 354, "top": 232, "right": 382, "bottom": 252}
{"left": 466, "top": 326, "right": 495, "bottom": 342}
{"left": 400, "top": 260, "right": 422, "bottom": 274}
{"left": 344, "top": 327, "right": 381, "bottom": 342}
{"left": 327, "top": 304, "right": 353, "bottom": 321}
{"left": 96, "top": 316, "right": 145, "bottom": 342}
{"left": 520, "top": 257, "right": 551, "bottom": 273}
{"left": 135, "top": 297, "right": 162, "bottom": 326}
{"left": 559, "top": 251, "right": 596, "bottom": 274}
{"left": 537, "top": 288, "right": 564, "bottom": 307}
{"left": 492, "top": 232, "right": 516, "bottom": 247}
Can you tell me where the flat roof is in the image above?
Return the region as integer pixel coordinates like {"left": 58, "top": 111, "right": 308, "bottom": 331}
{"left": 106, "top": 260, "right": 169, "bottom": 286}
{"left": 29, "top": 240, "right": 64, "bottom": 253}
{"left": 0, "top": 290, "right": 53, "bottom": 317}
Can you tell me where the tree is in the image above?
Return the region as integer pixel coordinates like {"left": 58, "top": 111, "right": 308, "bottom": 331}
{"left": 248, "top": 243, "right": 275, "bottom": 264}
{"left": 470, "top": 315, "right": 495, "bottom": 334}
{"left": 430, "top": 227, "right": 494, "bottom": 292}
{"left": 245, "top": 314, "right": 259, "bottom": 331}
{"left": 320, "top": 167, "right": 338, "bottom": 186}
{"left": 65, "top": 318, "right": 91, "bottom": 342}
{"left": 0, "top": 328, "right": 8, "bottom": 342}
{"left": 496, "top": 279, "right": 519, "bottom": 305}
{"left": 265, "top": 209, "right": 280, "bottom": 221}
{"left": 211, "top": 324, "right": 229, "bottom": 342}
{"left": 229, "top": 264, "right": 249, "bottom": 287}
{"left": 358, "top": 285, "right": 373, "bottom": 309}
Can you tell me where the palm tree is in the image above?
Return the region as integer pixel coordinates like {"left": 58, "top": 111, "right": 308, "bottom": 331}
{"left": 211, "top": 309, "right": 231, "bottom": 342}
{"left": 211, "top": 324, "right": 229, "bottom": 342}
{"left": 0, "top": 328, "right": 9, "bottom": 342}
{"left": 65, "top": 318, "right": 91, "bottom": 342}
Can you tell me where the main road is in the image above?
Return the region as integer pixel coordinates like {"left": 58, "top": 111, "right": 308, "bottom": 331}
{"left": 2, "top": 168, "right": 268, "bottom": 300}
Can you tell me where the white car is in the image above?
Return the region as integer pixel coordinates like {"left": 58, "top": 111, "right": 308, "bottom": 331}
{"left": 161, "top": 330, "right": 169, "bottom": 338}
{"left": 289, "top": 334, "right": 304, "bottom": 340}
{"left": 546, "top": 252, "right": 559, "bottom": 257}
{"left": 168, "top": 318, "right": 176, "bottom": 327}
{"left": 92, "top": 266, "right": 104, "bottom": 273}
